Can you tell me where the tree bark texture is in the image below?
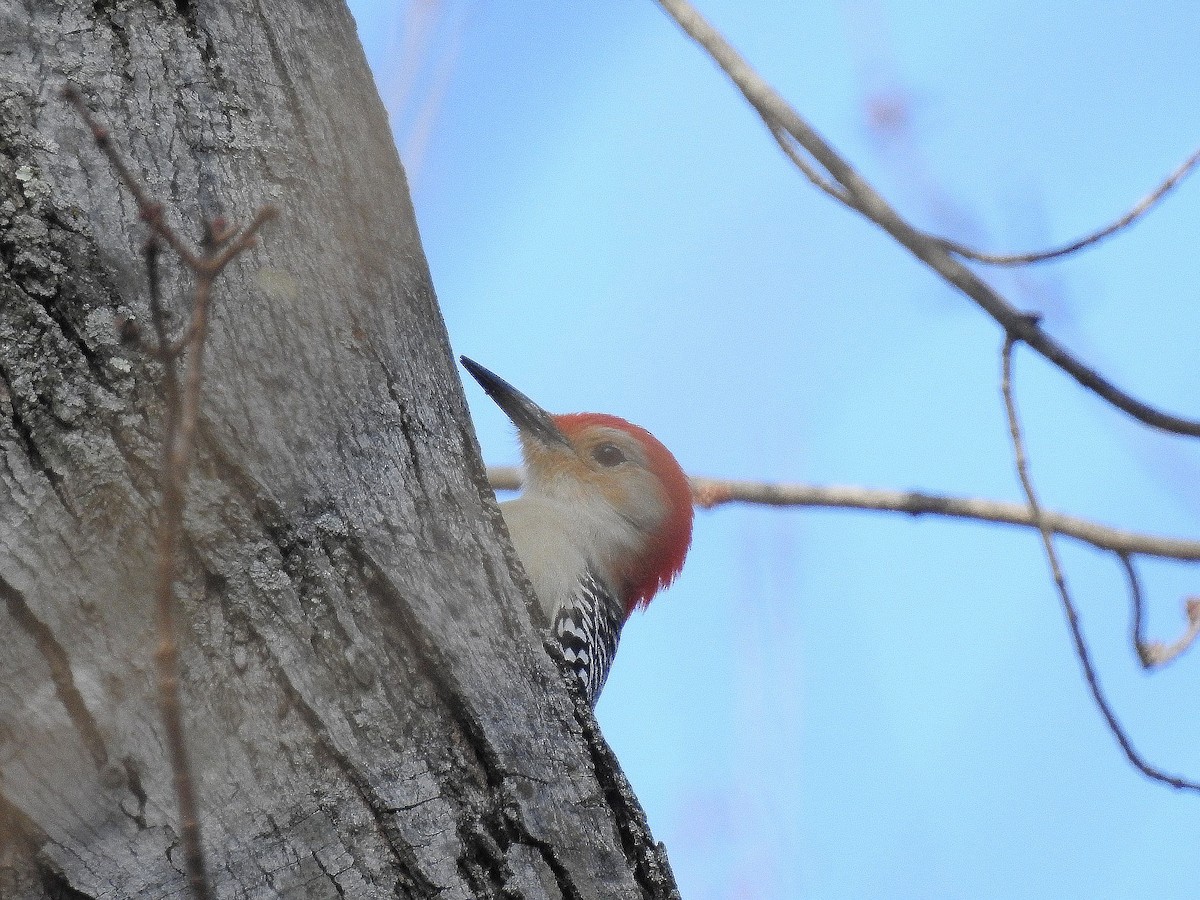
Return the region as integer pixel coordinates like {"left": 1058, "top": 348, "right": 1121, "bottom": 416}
{"left": 0, "top": 1, "right": 679, "bottom": 897}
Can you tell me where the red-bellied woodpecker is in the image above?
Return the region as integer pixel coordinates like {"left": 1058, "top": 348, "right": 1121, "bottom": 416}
{"left": 462, "top": 357, "right": 694, "bottom": 705}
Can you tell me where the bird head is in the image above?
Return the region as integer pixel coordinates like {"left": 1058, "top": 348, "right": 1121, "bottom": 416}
{"left": 462, "top": 356, "right": 693, "bottom": 614}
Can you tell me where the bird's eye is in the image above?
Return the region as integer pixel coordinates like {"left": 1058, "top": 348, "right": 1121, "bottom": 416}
{"left": 591, "top": 442, "right": 626, "bottom": 467}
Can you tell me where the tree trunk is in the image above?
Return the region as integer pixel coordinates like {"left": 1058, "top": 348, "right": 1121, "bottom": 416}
{"left": 0, "top": 1, "right": 679, "bottom": 897}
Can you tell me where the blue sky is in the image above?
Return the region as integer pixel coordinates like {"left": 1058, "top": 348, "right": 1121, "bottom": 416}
{"left": 349, "top": 3, "right": 1200, "bottom": 897}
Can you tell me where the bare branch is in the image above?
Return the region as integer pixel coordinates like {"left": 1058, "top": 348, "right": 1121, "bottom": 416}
{"left": 1122, "top": 553, "right": 1152, "bottom": 667}
{"left": 651, "top": 0, "right": 1200, "bottom": 438}
{"left": 62, "top": 86, "right": 200, "bottom": 269}
{"left": 67, "top": 88, "right": 276, "bottom": 899}
{"left": 1146, "top": 597, "right": 1200, "bottom": 668}
{"left": 485, "top": 466, "right": 522, "bottom": 492}
{"left": 769, "top": 125, "right": 848, "bottom": 203}
{"left": 1118, "top": 555, "right": 1200, "bottom": 670}
{"left": 486, "top": 466, "right": 1200, "bottom": 563}
{"left": 1127, "top": 547, "right": 1200, "bottom": 669}
{"left": 209, "top": 207, "right": 279, "bottom": 274}
{"left": 1002, "top": 339, "right": 1200, "bottom": 793}
{"left": 936, "top": 148, "right": 1200, "bottom": 266}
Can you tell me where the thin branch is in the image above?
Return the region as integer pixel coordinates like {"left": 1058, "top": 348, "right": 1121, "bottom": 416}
{"left": 209, "top": 208, "right": 278, "bottom": 273}
{"left": 66, "top": 87, "right": 276, "bottom": 899}
{"left": 144, "top": 239, "right": 172, "bottom": 356}
{"left": 1122, "top": 554, "right": 1200, "bottom": 669}
{"left": 63, "top": 86, "right": 200, "bottom": 269}
{"left": 652, "top": 0, "right": 1200, "bottom": 438}
{"left": 935, "top": 147, "right": 1200, "bottom": 266}
{"left": 1121, "top": 553, "right": 1151, "bottom": 666}
{"left": 1144, "top": 598, "right": 1200, "bottom": 668}
{"left": 1001, "top": 338, "right": 1200, "bottom": 793}
{"left": 769, "top": 125, "right": 848, "bottom": 204}
{"left": 486, "top": 466, "right": 1200, "bottom": 563}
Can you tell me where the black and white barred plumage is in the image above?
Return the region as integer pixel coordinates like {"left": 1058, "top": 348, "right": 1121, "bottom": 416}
{"left": 550, "top": 569, "right": 624, "bottom": 705}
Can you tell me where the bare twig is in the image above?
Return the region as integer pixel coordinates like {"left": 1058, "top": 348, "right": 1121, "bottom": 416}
{"left": 1125, "top": 551, "right": 1200, "bottom": 669}
{"left": 63, "top": 87, "right": 200, "bottom": 269}
{"left": 1144, "top": 598, "right": 1200, "bottom": 668}
{"left": 1001, "top": 338, "right": 1200, "bottom": 792}
{"left": 486, "top": 466, "right": 1200, "bottom": 563}
{"left": 66, "top": 86, "right": 276, "bottom": 899}
{"left": 935, "top": 148, "right": 1200, "bottom": 266}
{"left": 652, "top": 0, "right": 1200, "bottom": 438}
{"left": 1121, "top": 553, "right": 1152, "bottom": 666}
{"left": 769, "top": 125, "right": 848, "bottom": 203}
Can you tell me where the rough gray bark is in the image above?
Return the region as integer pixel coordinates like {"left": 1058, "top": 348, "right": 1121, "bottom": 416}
{"left": 0, "top": 1, "right": 680, "bottom": 897}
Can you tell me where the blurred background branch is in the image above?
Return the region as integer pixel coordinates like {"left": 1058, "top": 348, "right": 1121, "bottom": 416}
{"left": 1001, "top": 338, "right": 1200, "bottom": 791}
{"left": 654, "top": 0, "right": 1200, "bottom": 438}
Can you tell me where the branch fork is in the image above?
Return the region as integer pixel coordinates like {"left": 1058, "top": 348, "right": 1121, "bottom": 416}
{"left": 655, "top": 0, "right": 1200, "bottom": 791}
{"left": 65, "top": 84, "right": 276, "bottom": 899}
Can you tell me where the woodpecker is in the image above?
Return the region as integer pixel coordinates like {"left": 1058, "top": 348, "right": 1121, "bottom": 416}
{"left": 461, "top": 357, "right": 693, "bottom": 705}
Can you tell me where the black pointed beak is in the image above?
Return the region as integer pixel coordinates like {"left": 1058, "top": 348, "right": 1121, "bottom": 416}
{"left": 461, "top": 356, "right": 573, "bottom": 450}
